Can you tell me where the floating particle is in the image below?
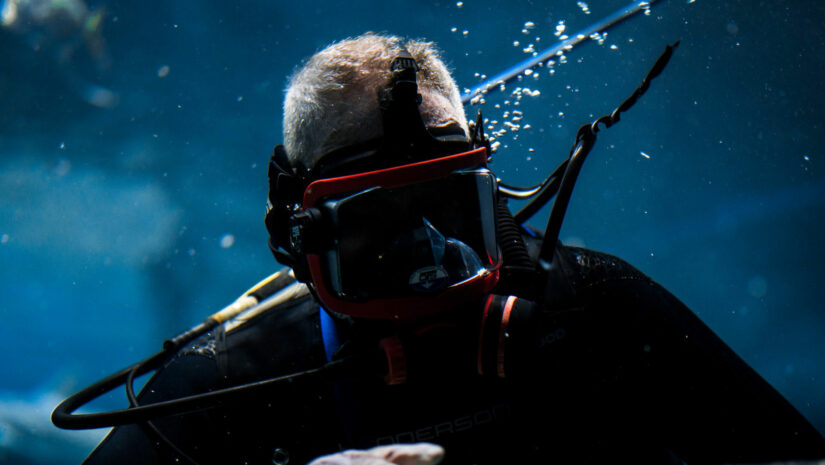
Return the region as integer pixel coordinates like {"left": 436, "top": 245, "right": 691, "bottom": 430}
{"left": 524, "top": 21, "right": 535, "bottom": 30}
{"left": 456, "top": 1, "right": 463, "bottom": 7}
{"left": 803, "top": 155, "right": 810, "bottom": 161}
{"left": 610, "top": 44, "right": 618, "bottom": 50}
{"left": 53, "top": 158, "right": 71, "bottom": 177}
{"left": 451, "top": 27, "right": 457, "bottom": 32}
{"left": 462, "top": 30, "right": 469, "bottom": 36}
{"left": 236, "top": 95, "right": 243, "bottom": 102}
{"left": 521, "top": 28, "right": 529, "bottom": 35}
{"left": 220, "top": 234, "right": 235, "bottom": 249}
{"left": 157, "top": 65, "right": 170, "bottom": 78}
{"left": 747, "top": 276, "right": 767, "bottom": 298}
{"left": 524, "top": 69, "right": 533, "bottom": 76}
{"left": 513, "top": 40, "right": 520, "bottom": 47}
{"left": 59, "top": 142, "right": 65, "bottom": 149}
{"left": 577, "top": 1, "right": 591, "bottom": 14}
{"left": 640, "top": 151, "right": 650, "bottom": 159}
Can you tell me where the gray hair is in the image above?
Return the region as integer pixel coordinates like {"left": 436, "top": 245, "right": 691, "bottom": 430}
{"left": 283, "top": 33, "right": 469, "bottom": 170}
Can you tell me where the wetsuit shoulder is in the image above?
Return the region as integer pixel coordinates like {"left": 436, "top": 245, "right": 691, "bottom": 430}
{"left": 83, "top": 287, "right": 327, "bottom": 465}
{"left": 219, "top": 284, "right": 326, "bottom": 382}
{"left": 526, "top": 243, "right": 825, "bottom": 462}
{"left": 558, "top": 244, "right": 651, "bottom": 289}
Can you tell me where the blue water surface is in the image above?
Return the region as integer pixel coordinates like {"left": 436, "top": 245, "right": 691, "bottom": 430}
{"left": 1, "top": 0, "right": 823, "bottom": 463}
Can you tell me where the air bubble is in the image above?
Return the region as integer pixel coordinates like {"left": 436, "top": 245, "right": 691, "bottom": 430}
{"left": 220, "top": 234, "right": 235, "bottom": 249}
{"left": 554, "top": 21, "right": 566, "bottom": 36}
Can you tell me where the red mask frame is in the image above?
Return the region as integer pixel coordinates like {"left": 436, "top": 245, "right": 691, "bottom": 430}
{"left": 301, "top": 147, "right": 501, "bottom": 320}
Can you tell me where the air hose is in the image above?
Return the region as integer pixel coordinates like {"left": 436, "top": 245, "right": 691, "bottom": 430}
{"left": 496, "top": 197, "right": 533, "bottom": 269}
{"left": 51, "top": 268, "right": 300, "bottom": 430}
{"left": 537, "top": 41, "right": 680, "bottom": 266}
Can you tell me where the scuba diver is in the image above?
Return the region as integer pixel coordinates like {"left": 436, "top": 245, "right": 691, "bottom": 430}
{"left": 63, "top": 33, "right": 825, "bottom": 464}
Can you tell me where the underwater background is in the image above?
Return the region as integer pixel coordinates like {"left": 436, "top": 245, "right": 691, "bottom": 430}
{"left": 0, "top": 0, "right": 823, "bottom": 463}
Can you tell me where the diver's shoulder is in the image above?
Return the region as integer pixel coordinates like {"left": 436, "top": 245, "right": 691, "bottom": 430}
{"left": 556, "top": 243, "right": 652, "bottom": 289}
{"left": 174, "top": 281, "right": 320, "bottom": 362}
{"left": 219, "top": 281, "right": 325, "bottom": 380}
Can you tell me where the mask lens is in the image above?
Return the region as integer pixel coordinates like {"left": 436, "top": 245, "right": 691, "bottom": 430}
{"left": 320, "top": 169, "right": 498, "bottom": 300}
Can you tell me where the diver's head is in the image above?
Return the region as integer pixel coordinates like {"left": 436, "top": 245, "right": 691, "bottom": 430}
{"left": 283, "top": 33, "right": 470, "bottom": 173}
{"left": 268, "top": 33, "right": 500, "bottom": 320}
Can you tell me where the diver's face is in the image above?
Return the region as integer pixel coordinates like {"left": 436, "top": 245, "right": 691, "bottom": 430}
{"left": 301, "top": 147, "right": 500, "bottom": 320}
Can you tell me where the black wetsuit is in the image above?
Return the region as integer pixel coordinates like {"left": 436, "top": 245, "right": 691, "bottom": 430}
{"left": 84, "top": 243, "right": 825, "bottom": 465}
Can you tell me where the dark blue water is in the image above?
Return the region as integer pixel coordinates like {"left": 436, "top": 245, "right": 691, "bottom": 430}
{"left": 1, "top": 0, "right": 823, "bottom": 463}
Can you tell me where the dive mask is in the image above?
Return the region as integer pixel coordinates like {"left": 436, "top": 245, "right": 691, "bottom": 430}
{"left": 296, "top": 147, "right": 500, "bottom": 319}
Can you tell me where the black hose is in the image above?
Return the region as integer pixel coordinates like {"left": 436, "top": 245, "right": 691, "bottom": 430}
{"left": 126, "top": 358, "right": 202, "bottom": 465}
{"left": 511, "top": 160, "right": 567, "bottom": 225}
{"left": 52, "top": 357, "right": 354, "bottom": 430}
{"left": 537, "top": 136, "right": 595, "bottom": 264}
{"left": 536, "top": 41, "right": 680, "bottom": 266}
{"left": 496, "top": 198, "right": 532, "bottom": 269}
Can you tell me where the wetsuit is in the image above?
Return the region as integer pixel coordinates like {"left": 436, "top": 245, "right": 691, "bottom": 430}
{"left": 83, "top": 242, "right": 825, "bottom": 465}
